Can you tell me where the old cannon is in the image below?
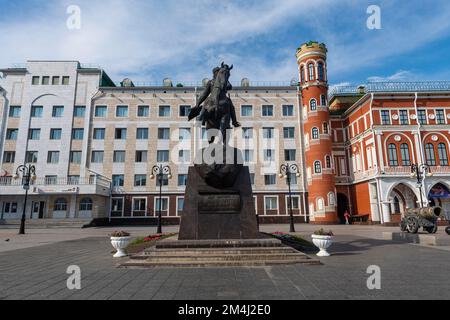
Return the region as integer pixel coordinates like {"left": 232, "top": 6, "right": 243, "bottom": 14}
{"left": 400, "top": 207, "right": 442, "bottom": 234}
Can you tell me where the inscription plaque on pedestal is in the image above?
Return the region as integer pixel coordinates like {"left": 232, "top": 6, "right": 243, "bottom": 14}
{"left": 179, "top": 165, "right": 260, "bottom": 240}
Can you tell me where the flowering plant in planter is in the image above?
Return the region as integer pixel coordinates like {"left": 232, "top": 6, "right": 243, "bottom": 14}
{"left": 313, "top": 229, "right": 334, "bottom": 237}
{"left": 311, "top": 229, "right": 334, "bottom": 257}
{"left": 110, "top": 231, "right": 132, "bottom": 258}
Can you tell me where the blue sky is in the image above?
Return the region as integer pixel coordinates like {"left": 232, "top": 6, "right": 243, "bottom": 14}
{"left": 1, "top": 0, "right": 450, "bottom": 86}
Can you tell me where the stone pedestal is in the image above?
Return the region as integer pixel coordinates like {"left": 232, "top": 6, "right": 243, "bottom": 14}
{"left": 179, "top": 166, "right": 260, "bottom": 240}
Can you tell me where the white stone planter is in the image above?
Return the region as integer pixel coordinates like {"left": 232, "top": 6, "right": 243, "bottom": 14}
{"left": 311, "top": 235, "right": 333, "bottom": 257}
{"left": 110, "top": 236, "right": 132, "bottom": 258}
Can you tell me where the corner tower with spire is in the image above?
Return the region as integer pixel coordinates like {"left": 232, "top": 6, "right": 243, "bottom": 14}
{"left": 296, "top": 41, "right": 338, "bottom": 223}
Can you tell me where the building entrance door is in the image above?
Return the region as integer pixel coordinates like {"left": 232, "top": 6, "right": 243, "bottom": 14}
{"left": 32, "top": 202, "right": 46, "bottom": 219}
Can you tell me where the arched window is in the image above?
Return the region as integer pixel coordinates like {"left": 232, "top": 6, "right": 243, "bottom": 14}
{"left": 54, "top": 198, "right": 68, "bottom": 211}
{"left": 328, "top": 192, "right": 336, "bottom": 206}
{"left": 318, "top": 62, "right": 325, "bottom": 81}
{"left": 314, "top": 161, "right": 322, "bottom": 174}
{"left": 320, "top": 95, "right": 327, "bottom": 106}
{"left": 323, "top": 122, "right": 329, "bottom": 134}
{"left": 79, "top": 198, "right": 93, "bottom": 211}
{"left": 438, "top": 143, "right": 449, "bottom": 166}
{"left": 317, "top": 198, "right": 324, "bottom": 211}
{"left": 312, "top": 127, "right": 319, "bottom": 140}
{"left": 310, "top": 99, "right": 317, "bottom": 111}
{"left": 300, "top": 66, "right": 305, "bottom": 83}
{"left": 400, "top": 143, "right": 411, "bottom": 166}
{"left": 308, "top": 63, "right": 315, "bottom": 81}
{"left": 388, "top": 144, "right": 398, "bottom": 167}
{"left": 425, "top": 143, "right": 436, "bottom": 166}
{"left": 325, "top": 156, "right": 332, "bottom": 168}
{"left": 393, "top": 196, "right": 401, "bottom": 214}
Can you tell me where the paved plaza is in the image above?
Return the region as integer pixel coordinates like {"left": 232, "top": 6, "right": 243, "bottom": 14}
{"left": 0, "top": 224, "right": 449, "bottom": 300}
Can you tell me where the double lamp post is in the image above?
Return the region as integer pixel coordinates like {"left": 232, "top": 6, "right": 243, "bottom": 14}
{"left": 13, "top": 164, "right": 37, "bottom": 235}
{"left": 150, "top": 164, "right": 172, "bottom": 234}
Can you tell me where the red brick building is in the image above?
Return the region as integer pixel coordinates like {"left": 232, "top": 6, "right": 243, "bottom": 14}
{"left": 298, "top": 42, "right": 450, "bottom": 224}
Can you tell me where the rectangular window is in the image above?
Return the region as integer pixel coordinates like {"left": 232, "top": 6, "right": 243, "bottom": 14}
{"left": 241, "top": 105, "right": 253, "bottom": 117}
{"left": 3, "top": 151, "right": 15, "bottom": 163}
{"left": 31, "top": 106, "right": 43, "bottom": 118}
{"left": 72, "top": 129, "right": 84, "bottom": 140}
{"left": 68, "top": 175, "right": 80, "bottom": 185}
{"left": 93, "top": 128, "right": 105, "bottom": 140}
{"left": 112, "top": 175, "right": 124, "bottom": 187}
{"left": 137, "top": 105, "right": 149, "bottom": 117}
{"left": 50, "top": 129, "right": 62, "bottom": 140}
{"left": 47, "top": 151, "right": 60, "bottom": 164}
{"left": 135, "top": 151, "right": 148, "bottom": 163}
{"left": 9, "top": 106, "right": 21, "bottom": 118}
{"left": 399, "top": 110, "right": 409, "bottom": 125}
{"left": 262, "top": 105, "right": 274, "bottom": 117}
{"left": 6, "top": 129, "right": 18, "bottom": 140}
{"left": 134, "top": 175, "right": 147, "bottom": 187}
{"left": 26, "top": 151, "right": 38, "bottom": 163}
{"left": 74, "top": 106, "right": 86, "bottom": 118}
{"left": 32, "top": 76, "right": 40, "bottom": 85}
{"left": 113, "top": 151, "right": 126, "bottom": 163}
{"left": 287, "top": 173, "right": 298, "bottom": 185}
{"left": 62, "top": 76, "right": 70, "bottom": 85}
{"left": 156, "top": 175, "right": 169, "bottom": 187}
{"left": 179, "top": 128, "right": 191, "bottom": 140}
{"left": 158, "top": 128, "right": 170, "bottom": 140}
{"left": 2, "top": 202, "right": 18, "bottom": 214}
{"left": 285, "top": 149, "right": 296, "bottom": 161}
{"left": 133, "top": 198, "right": 147, "bottom": 213}
{"left": 116, "top": 105, "right": 128, "bottom": 117}
{"left": 264, "top": 149, "right": 275, "bottom": 162}
{"left": 250, "top": 174, "right": 255, "bottom": 185}
{"left": 136, "top": 128, "right": 149, "bottom": 140}
{"left": 28, "top": 129, "right": 40, "bottom": 140}
{"left": 179, "top": 105, "right": 191, "bottom": 117}
{"left": 263, "top": 127, "right": 274, "bottom": 139}
{"left": 264, "top": 174, "right": 276, "bottom": 185}
{"left": 177, "top": 198, "right": 185, "bottom": 212}
{"left": 52, "top": 76, "right": 60, "bottom": 85}
{"left": 179, "top": 150, "right": 191, "bottom": 163}
{"left": 70, "top": 151, "right": 82, "bottom": 164}
{"left": 244, "top": 150, "right": 254, "bottom": 163}
{"left": 159, "top": 105, "right": 171, "bottom": 117}
{"left": 52, "top": 106, "right": 64, "bottom": 117}
{"left": 242, "top": 127, "right": 253, "bottom": 139}
{"left": 42, "top": 76, "right": 50, "bottom": 85}
{"left": 178, "top": 174, "right": 188, "bottom": 186}
{"left": 95, "top": 106, "right": 107, "bottom": 117}
{"left": 417, "top": 110, "right": 427, "bottom": 125}
{"left": 282, "top": 105, "right": 294, "bottom": 116}
{"left": 283, "top": 127, "right": 295, "bottom": 139}
{"left": 380, "top": 110, "right": 391, "bottom": 125}
{"left": 436, "top": 110, "right": 446, "bottom": 124}
{"left": 155, "top": 198, "right": 169, "bottom": 211}
{"left": 45, "top": 176, "right": 58, "bottom": 185}
{"left": 265, "top": 196, "right": 278, "bottom": 210}
{"left": 91, "top": 151, "right": 104, "bottom": 163}
{"left": 115, "top": 128, "right": 127, "bottom": 140}
{"left": 157, "top": 150, "right": 170, "bottom": 162}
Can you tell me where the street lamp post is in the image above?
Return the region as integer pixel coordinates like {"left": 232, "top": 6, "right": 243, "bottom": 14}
{"left": 410, "top": 163, "right": 433, "bottom": 208}
{"left": 150, "top": 165, "right": 172, "bottom": 234}
{"left": 280, "top": 163, "right": 301, "bottom": 233}
{"left": 13, "top": 164, "right": 37, "bottom": 235}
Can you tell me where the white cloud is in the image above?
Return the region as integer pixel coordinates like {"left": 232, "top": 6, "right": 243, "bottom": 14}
{"left": 0, "top": 0, "right": 327, "bottom": 81}
{"left": 367, "top": 70, "right": 416, "bottom": 82}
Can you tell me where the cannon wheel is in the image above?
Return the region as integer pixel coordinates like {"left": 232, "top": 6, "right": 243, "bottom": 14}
{"left": 406, "top": 217, "right": 419, "bottom": 234}
{"left": 424, "top": 224, "right": 438, "bottom": 234}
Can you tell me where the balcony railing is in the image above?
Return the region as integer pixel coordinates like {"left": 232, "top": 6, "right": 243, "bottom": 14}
{"left": 112, "top": 80, "right": 295, "bottom": 88}
{"left": 329, "top": 81, "right": 450, "bottom": 98}
{"left": 382, "top": 166, "right": 450, "bottom": 175}
{"left": 0, "top": 176, "right": 111, "bottom": 188}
